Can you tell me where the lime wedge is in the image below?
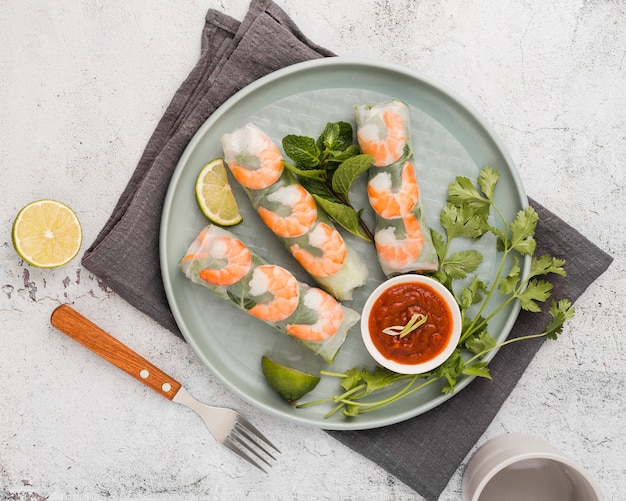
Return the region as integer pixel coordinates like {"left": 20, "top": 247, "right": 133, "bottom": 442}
{"left": 12, "top": 199, "right": 82, "bottom": 268}
{"left": 195, "top": 158, "right": 243, "bottom": 226}
{"left": 261, "top": 356, "right": 320, "bottom": 404}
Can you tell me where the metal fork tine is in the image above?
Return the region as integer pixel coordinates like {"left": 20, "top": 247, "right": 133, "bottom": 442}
{"left": 224, "top": 439, "right": 268, "bottom": 473}
{"left": 235, "top": 415, "right": 281, "bottom": 453}
{"left": 234, "top": 422, "right": 278, "bottom": 460}
{"left": 229, "top": 432, "right": 274, "bottom": 469}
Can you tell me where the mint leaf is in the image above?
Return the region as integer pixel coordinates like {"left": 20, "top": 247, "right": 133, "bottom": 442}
{"left": 283, "top": 134, "right": 320, "bottom": 168}
{"left": 331, "top": 154, "right": 373, "bottom": 201}
{"left": 312, "top": 195, "right": 372, "bottom": 241}
{"left": 317, "top": 121, "right": 353, "bottom": 152}
{"left": 283, "top": 163, "right": 326, "bottom": 181}
{"left": 328, "top": 144, "right": 361, "bottom": 163}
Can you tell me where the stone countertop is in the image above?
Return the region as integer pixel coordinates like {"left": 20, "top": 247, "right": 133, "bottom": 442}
{"left": 1, "top": 1, "right": 624, "bottom": 499}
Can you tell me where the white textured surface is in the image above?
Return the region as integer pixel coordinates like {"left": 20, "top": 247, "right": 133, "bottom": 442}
{"left": 1, "top": 1, "right": 624, "bottom": 500}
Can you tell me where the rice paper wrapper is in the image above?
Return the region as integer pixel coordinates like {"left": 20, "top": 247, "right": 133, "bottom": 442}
{"left": 355, "top": 100, "right": 439, "bottom": 276}
{"left": 221, "top": 123, "right": 368, "bottom": 300}
{"left": 179, "top": 224, "right": 360, "bottom": 363}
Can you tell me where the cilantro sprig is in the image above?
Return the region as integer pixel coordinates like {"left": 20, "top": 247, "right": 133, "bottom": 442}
{"left": 282, "top": 122, "right": 374, "bottom": 241}
{"left": 298, "top": 166, "right": 574, "bottom": 418}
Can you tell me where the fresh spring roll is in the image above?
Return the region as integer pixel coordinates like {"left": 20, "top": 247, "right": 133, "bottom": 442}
{"left": 354, "top": 100, "right": 439, "bottom": 276}
{"left": 180, "top": 224, "right": 360, "bottom": 363}
{"left": 221, "top": 123, "right": 368, "bottom": 300}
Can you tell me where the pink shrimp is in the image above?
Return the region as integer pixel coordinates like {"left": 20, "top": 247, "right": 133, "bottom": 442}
{"left": 290, "top": 222, "right": 347, "bottom": 278}
{"left": 222, "top": 124, "right": 284, "bottom": 190}
{"left": 375, "top": 213, "right": 424, "bottom": 269}
{"left": 186, "top": 234, "right": 252, "bottom": 287}
{"left": 367, "top": 161, "right": 419, "bottom": 219}
{"left": 246, "top": 265, "right": 299, "bottom": 322}
{"left": 286, "top": 288, "right": 344, "bottom": 342}
{"left": 357, "top": 108, "right": 407, "bottom": 167}
{"left": 257, "top": 184, "right": 318, "bottom": 238}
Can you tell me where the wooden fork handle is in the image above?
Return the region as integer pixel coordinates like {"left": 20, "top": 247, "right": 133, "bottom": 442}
{"left": 51, "top": 304, "right": 182, "bottom": 400}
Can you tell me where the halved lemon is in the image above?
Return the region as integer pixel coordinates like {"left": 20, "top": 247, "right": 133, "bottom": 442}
{"left": 12, "top": 199, "right": 82, "bottom": 268}
{"left": 195, "top": 158, "right": 243, "bottom": 226}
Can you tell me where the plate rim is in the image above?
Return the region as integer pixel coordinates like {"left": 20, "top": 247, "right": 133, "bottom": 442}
{"left": 160, "top": 57, "right": 529, "bottom": 430}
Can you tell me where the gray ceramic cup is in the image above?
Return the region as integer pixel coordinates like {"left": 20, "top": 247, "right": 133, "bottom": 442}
{"left": 462, "top": 433, "right": 603, "bottom": 501}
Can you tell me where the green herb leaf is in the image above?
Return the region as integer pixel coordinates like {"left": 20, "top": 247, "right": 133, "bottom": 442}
{"left": 362, "top": 367, "right": 402, "bottom": 395}
{"left": 440, "top": 202, "right": 488, "bottom": 241}
{"left": 448, "top": 176, "right": 491, "bottom": 214}
{"left": 517, "top": 279, "right": 553, "bottom": 312}
{"left": 544, "top": 299, "right": 575, "bottom": 340}
{"left": 283, "top": 163, "right": 326, "bottom": 181}
{"left": 509, "top": 207, "right": 538, "bottom": 255}
{"left": 498, "top": 256, "right": 521, "bottom": 295}
{"left": 282, "top": 134, "right": 320, "bottom": 168}
{"left": 477, "top": 166, "right": 499, "bottom": 201}
{"left": 312, "top": 195, "right": 372, "bottom": 241}
{"left": 328, "top": 144, "right": 361, "bottom": 162}
{"left": 317, "top": 121, "right": 353, "bottom": 152}
{"left": 463, "top": 362, "right": 492, "bottom": 379}
{"left": 331, "top": 154, "right": 373, "bottom": 201}
{"left": 441, "top": 250, "right": 483, "bottom": 280}
{"left": 530, "top": 254, "right": 567, "bottom": 278}
{"left": 341, "top": 368, "right": 365, "bottom": 391}
{"left": 464, "top": 329, "right": 497, "bottom": 355}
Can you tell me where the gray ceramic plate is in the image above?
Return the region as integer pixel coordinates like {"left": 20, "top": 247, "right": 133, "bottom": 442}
{"left": 160, "top": 58, "right": 528, "bottom": 430}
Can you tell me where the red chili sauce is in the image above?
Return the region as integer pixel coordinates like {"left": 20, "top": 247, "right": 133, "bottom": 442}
{"left": 368, "top": 282, "right": 453, "bottom": 365}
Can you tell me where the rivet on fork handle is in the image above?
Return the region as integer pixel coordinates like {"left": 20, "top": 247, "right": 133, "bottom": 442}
{"left": 50, "top": 304, "right": 182, "bottom": 399}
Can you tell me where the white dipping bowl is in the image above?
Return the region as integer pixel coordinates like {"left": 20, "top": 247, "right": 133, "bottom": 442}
{"left": 462, "top": 433, "right": 603, "bottom": 500}
{"left": 360, "top": 274, "right": 462, "bottom": 374}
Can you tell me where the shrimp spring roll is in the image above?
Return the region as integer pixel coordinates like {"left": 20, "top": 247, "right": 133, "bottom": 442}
{"left": 354, "top": 100, "right": 439, "bottom": 276}
{"left": 221, "top": 123, "right": 368, "bottom": 300}
{"left": 180, "top": 224, "right": 359, "bottom": 363}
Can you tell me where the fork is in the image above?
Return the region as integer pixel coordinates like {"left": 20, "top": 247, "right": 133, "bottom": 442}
{"left": 50, "top": 304, "right": 280, "bottom": 472}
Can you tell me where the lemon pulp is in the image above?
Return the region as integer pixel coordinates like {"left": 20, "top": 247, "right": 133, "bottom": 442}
{"left": 12, "top": 199, "right": 82, "bottom": 268}
{"left": 195, "top": 158, "right": 243, "bottom": 226}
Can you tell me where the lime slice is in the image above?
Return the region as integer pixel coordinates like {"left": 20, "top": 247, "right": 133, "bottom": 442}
{"left": 261, "top": 356, "right": 321, "bottom": 404}
{"left": 195, "top": 158, "right": 243, "bottom": 226}
{"left": 12, "top": 199, "right": 82, "bottom": 268}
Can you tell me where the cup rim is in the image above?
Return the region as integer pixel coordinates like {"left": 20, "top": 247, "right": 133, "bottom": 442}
{"left": 463, "top": 433, "right": 604, "bottom": 501}
{"left": 360, "top": 274, "right": 462, "bottom": 374}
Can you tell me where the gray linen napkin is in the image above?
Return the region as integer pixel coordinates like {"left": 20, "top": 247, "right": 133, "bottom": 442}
{"left": 81, "top": 1, "right": 613, "bottom": 499}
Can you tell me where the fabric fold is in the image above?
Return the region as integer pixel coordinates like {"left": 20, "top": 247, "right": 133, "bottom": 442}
{"left": 80, "top": 1, "right": 613, "bottom": 499}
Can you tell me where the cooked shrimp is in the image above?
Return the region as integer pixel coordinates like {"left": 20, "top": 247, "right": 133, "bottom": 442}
{"left": 290, "top": 222, "right": 347, "bottom": 278}
{"left": 257, "top": 184, "right": 318, "bottom": 238}
{"left": 246, "top": 264, "right": 299, "bottom": 322}
{"left": 222, "top": 123, "right": 284, "bottom": 190}
{"left": 190, "top": 235, "right": 252, "bottom": 287}
{"left": 357, "top": 107, "right": 407, "bottom": 167}
{"left": 286, "top": 288, "right": 344, "bottom": 342}
{"left": 368, "top": 161, "right": 419, "bottom": 219}
{"left": 375, "top": 213, "right": 424, "bottom": 269}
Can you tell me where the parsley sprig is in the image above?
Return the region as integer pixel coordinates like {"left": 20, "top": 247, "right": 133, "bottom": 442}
{"left": 282, "top": 122, "right": 374, "bottom": 241}
{"left": 298, "top": 166, "right": 574, "bottom": 418}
